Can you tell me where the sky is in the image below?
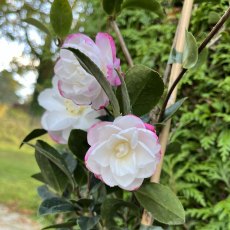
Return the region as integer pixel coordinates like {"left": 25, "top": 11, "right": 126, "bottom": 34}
{"left": 0, "top": 38, "right": 37, "bottom": 102}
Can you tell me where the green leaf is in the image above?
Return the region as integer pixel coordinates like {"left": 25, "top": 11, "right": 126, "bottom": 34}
{"left": 22, "top": 18, "right": 51, "bottom": 36}
{"left": 63, "top": 151, "right": 77, "bottom": 173}
{"left": 102, "top": 0, "right": 124, "bottom": 16}
{"left": 78, "top": 216, "right": 100, "bottom": 230}
{"left": 35, "top": 150, "right": 69, "bottom": 193}
{"left": 134, "top": 183, "right": 185, "bottom": 225}
{"left": 122, "top": 0, "right": 164, "bottom": 17}
{"left": 162, "top": 98, "right": 187, "bottom": 122}
{"left": 192, "top": 48, "right": 208, "bottom": 70}
{"left": 66, "top": 47, "right": 120, "bottom": 117}
{"left": 42, "top": 220, "right": 77, "bottom": 230}
{"left": 68, "top": 129, "right": 89, "bottom": 162}
{"left": 182, "top": 30, "right": 198, "bottom": 69}
{"left": 31, "top": 172, "right": 46, "bottom": 183}
{"left": 39, "top": 197, "right": 75, "bottom": 215}
{"left": 101, "top": 199, "right": 140, "bottom": 227}
{"left": 20, "top": 129, "right": 47, "bottom": 148}
{"left": 35, "top": 140, "right": 75, "bottom": 189}
{"left": 125, "top": 65, "right": 164, "bottom": 116}
{"left": 140, "top": 226, "right": 164, "bottom": 230}
{"left": 74, "top": 163, "right": 88, "bottom": 186}
{"left": 208, "top": 11, "right": 220, "bottom": 24}
{"left": 37, "top": 185, "right": 57, "bottom": 200}
{"left": 50, "top": 0, "right": 73, "bottom": 38}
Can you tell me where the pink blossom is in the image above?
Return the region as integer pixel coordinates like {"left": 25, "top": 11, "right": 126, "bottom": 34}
{"left": 85, "top": 115, "right": 161, "bottom": 191}
{"left": 54, "top": 33, "right": 121, "bottom": 110}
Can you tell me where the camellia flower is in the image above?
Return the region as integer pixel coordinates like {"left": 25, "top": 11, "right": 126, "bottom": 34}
{"left": 38, "top": 77, "right": 105, "bottom": 144}
{"left": 54, "top": 32, "right": 121, "bottom": 110}
{"left": 85, "top": 115, "right": 161, "bottom": 190}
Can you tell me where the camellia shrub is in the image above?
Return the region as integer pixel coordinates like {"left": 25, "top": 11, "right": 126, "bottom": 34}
{"left": 20, "top": 0, "right": 230, "bottom": 229}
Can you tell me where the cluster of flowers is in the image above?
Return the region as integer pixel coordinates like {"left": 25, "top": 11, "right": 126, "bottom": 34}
{"left": 38, "top": 32, "right": 161, "bottom": 190}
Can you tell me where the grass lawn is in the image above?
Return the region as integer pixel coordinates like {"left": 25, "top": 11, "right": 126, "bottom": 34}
{"left": 0, "top": 144, "right": 42, "bottom": 213}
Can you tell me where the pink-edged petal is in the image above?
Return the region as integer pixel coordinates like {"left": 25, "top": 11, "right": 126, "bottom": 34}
{"left": 138, "top": 129, "right": 161, "bottom": 156}
{"left": 63, "top": 33, "right": 95, "bottom": 47}
{"left": 96, "top": 32, "right": 116, "bottom": 61}
{"left": 49, "top": 131, "right": 66, "bottom": 144}
{"left": 114, "top": 115, "right": 145, "bottom": 129}
{"left": 85, "top": 147, "right": 101, "bottom": 175}
{"left": 87, "top": 122, "right": 111, "bottom": 146}
{"left": 91, "top": 89, "right": 109, "bottom": 110}
{"left": 144, "top": 123, "right": 156, "bottom": 133}
{"left": 100, "top": 166, "right": 117, "bottom": 187}
{"left": 119, "top": 178, "right": 144, "bottom": 191}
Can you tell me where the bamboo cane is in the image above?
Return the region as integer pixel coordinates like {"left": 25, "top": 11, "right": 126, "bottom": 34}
{"left": 140, "top": 0, "right": 194, "bottom": 226}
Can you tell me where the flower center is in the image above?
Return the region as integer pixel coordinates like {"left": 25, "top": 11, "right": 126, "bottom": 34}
{"left": 114, "top": 142, "right": 130, "bottom": 158}
{"left": 64, "top": 99, "right": 86, "bottom": 116}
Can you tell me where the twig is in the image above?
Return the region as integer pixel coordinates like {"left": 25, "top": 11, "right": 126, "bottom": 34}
{"left": 110, "top": 19, "right": 134, "bottom": 67}
{"left": 158, "top": 6, "right": 230, "bottom": 123}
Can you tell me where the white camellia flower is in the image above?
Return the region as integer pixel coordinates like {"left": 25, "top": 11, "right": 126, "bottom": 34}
{"left": 85, "top": 115, "right": 161, "bottom": 190}
{"left": 38, "top": 77, "right": 105, "bottom": 144}
{"left": 55, "top": 33, "right": 121, "bottom": 110}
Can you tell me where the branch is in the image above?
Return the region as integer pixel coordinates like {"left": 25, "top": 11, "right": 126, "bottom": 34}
{"left": 110, "top": 19, "right": 134, "bottom": 67}
{"left": 158, "top": 6, "right": 230, "bottom": 123}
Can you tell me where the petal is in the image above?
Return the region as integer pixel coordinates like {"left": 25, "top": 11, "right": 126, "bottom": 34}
{"left": 91, "top": 89, "right": 109, "bottom": 110}
{"left": 38, "top": 88, "right": 65, "bottom": 111}
{"left": 87, "top": 122, "right": 120, "bottom": 146}
{"left": 119, "top": 178, "right": 144, "bottom": 191}
{"left": 48, "top": 130, "right": 67, "bottom": 144}
{"left": 113, "top": 172, "right": 136, "bottom": 188}
{"left": 88, "top": 142, "right": 110, "bottom": 167}
{"left": 144, "top": 123, "right": 156, "bottom": 133}
{"left": 100, "top": 166, "right": 117, "bottom": 187}
{"left": 138, "top": 129, "right": 161, "bottom": 156}
{"left": 41, "top": 111, "right": 76, "bottom": 131}
{"left": 114, "top": 115, "right": 145, "bottom": 130}
{"left": 135, "top": 142, "right": 156, "bottom": 167}
{"left": 95, "top": 32, "right": 115, "bottom": 61}
{"left": 137, "top": 162, "right": 157, "bottom": 178}
{"left": 85, "top": 146, "right": 101, "bottom": 175}
{"left": 110, "top": 152, "right": 137, "bottom": 177}
{"left": 63, "top": 33, "right": 95, "bottom": 47}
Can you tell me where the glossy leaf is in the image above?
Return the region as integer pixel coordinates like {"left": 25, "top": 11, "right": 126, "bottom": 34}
{"left": 74, "top": 163, "right": 88, "bottom": 186}
{"left": 78, "top": 216, "right": 100, "bottom": 230}
{"left": 42, "top": 220, "right": 77, "bottom": 230}
{"left": 125, "top": 65, "right": 164, "bottom": 116}
{"left": 182, "top": 30, "right": 198, "bottom": 69}
{"left": 35, "top": 140, "right": 75, "bottom": 189}
{"left": 122, "top": 0, "right": 164, "bottom": 17}
{"left": 35, "top": 150, "right": 68, "bottom": 193}
{"left": 50, "top": 0, "right": 73, "bottom": 38}
{"left": 134, "top": 183, "right": 185, "bottom": 225}
{"left": 102, "top": 0, "right": 123, "bottom": 16}
{"left": 20, "top": 129, "right": 47, "bottom": 148}
{"left": 68, "top": 129, "right": 89, "bottom": 161}
{"left": 31, "top": 172, "right": 45, "bottom": 183}
{"left": 37, "top": 185, "right": 57, "bottom": 200}
{"left": 66, "top": 47, "right": 120, "bottom": 117}
{"left": 101, "top": 198, "right": 140, "bottom": 227}
{"left": 162, "top": 98, "right": 187, "bottom": 122}
{"left": 39, "top": 197, "right": 75, "bottom": 215}
{"left": 192, "top": 48, "right": 208, "bottom": 70}
{"left": 140, "top": 226, "right": 164, "bottom": 230}
{"left": 63, "top": 151, "right": 77, "bottom": 173}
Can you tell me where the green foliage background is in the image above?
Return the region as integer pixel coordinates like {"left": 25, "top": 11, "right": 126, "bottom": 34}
{"left": 1, "top": 0, "right": 229, "bottom": 228}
